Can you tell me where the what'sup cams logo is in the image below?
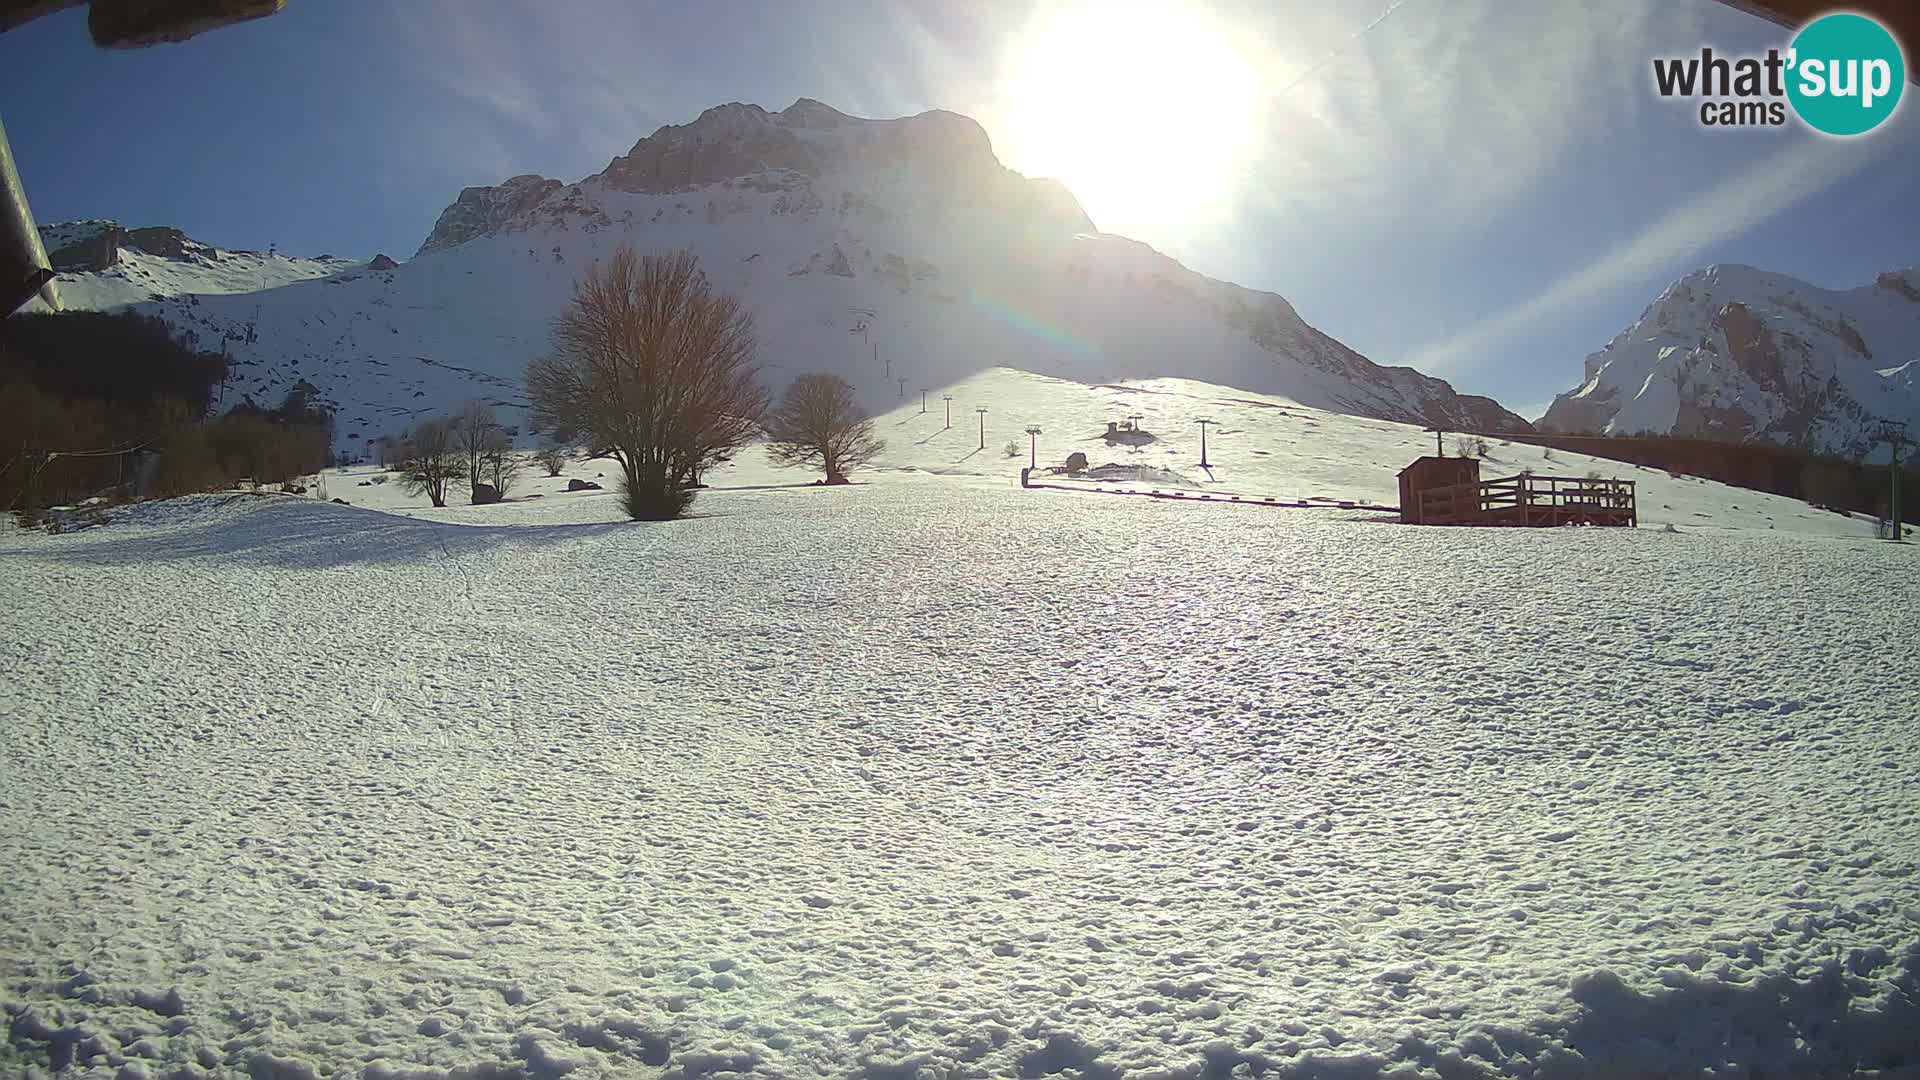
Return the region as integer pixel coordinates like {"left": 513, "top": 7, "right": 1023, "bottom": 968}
{"left": 1653, "top": 11, "right": 1905, "bottom": 135}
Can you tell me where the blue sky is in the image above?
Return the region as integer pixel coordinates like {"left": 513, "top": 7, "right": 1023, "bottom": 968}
{"left": 2, "top": 0, "right": 1916, "bottom": 417}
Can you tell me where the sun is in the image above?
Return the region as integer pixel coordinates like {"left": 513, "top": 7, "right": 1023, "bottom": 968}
{"left": 994, "top": 0, "right": 1265, "bottom": 241}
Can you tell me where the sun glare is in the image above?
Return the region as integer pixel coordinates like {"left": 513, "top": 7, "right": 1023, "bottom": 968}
{"left": 995, "top": 0, "right": 1265, "bottom": 241}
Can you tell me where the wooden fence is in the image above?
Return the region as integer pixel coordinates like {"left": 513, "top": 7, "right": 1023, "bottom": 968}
{"left": 1410, "top": 474, "right": 1635, "bottom": 527}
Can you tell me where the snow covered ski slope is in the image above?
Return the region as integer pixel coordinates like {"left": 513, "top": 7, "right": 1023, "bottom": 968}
{"left": 3, "top": 473, "right": 1917, "bottom": 1079}
{"left": 323, "top": 367, "right": 1890, "bottom": 540}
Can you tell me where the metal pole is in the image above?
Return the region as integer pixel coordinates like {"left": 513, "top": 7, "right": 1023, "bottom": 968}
{"left": 1197, "top": 419, "right": 1214, "bottom": 468}
{"left": 976, "top": 407, "right": 988, "bottom": 450}
{"left": 897, "top": 376, "right": 906, "bottom": 398}
{"left": 1025, "top": 425, "right": 1042, "bottom": 469}
{"left": 1892, "top": 431, "right": 1905, "bottom": 541}
{"left": 943, "top": 395, "right": 953, "bottom": 429}
{"left": 919, "top": 388, "right": 927, "bottom": 414}
{"left": 1878, "top": 421, "right": 1908, "bottom": 541}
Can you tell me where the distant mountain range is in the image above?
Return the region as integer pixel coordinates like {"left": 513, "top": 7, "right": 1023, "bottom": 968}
{"left": 24, "top": 98, "right": 1526, "bottom": 452}
{"left": 1540, "top": 264, "right": 1920, "bottom": 461}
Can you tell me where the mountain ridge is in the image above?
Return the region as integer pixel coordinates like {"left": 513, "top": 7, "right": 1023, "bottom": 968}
{"left": 1540, "top": 262, "right": 1920, "bottom": 460}
{"left": 33, "top": 97, "right": 1531, "bottom": 449}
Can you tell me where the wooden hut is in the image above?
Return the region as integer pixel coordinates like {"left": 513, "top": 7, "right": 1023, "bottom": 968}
{"left": 1398, "top": 457, "right": 1480, "bottom": 523}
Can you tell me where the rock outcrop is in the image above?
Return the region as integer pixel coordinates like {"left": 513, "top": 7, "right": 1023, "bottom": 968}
{"left": 416, "top": 174, "right": 564, "bottom": 256}
{"left": 47, "top": 223, "right": 123, "bottom": 273}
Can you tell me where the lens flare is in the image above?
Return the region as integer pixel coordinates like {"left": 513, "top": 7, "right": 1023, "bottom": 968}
{"left": 992, "top": 0, "right": 1265, "bottom": 241}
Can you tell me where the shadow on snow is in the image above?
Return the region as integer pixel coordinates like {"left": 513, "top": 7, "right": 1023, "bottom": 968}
{"left": 9, "top": 495, "right": 639, "bottom": 571}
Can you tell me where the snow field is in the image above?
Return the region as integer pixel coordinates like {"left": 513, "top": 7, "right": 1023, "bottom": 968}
{"left": 325, "top": 368, "right": 1886, "bottom": 540}
{"left": 26, "top": 235, "right": 356, "bottom": 315}
{"left": 3, "top": 477, "right": 1917, "bottom": 1079}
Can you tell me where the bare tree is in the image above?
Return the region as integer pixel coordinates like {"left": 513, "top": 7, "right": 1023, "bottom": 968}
{"left": 765, "top": 373, "right": 884, "bottom": 483}
{"left": 398, "top": 419, "right": 462, "bottom": 507}
{"left": 533, "top": 444, "right": 569, "bottom": 477}
{"left": 481, "top": 442, "right": 523, "bottom": 499}
{"left": 526, "top": 247, "right": 767, "bottom": 520}
{"left": 451, "top": 400, "right": 504, "bottom": 497}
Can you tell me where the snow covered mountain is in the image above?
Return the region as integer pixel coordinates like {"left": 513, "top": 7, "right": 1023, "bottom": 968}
{"left": 36, "top": 219, "right": 366, "bottom": 313}
{"left": 31, "top": 99, "right": 1528, "bottom": 450}
{"left": 1540, "top": 264, "right": 1920, "bottom": 460}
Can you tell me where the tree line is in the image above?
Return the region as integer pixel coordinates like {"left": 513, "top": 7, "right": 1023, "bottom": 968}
{"left": 1496, "top": 429, "right": 1918, "bottom": 527}
{"left": 1, "top": 311, "right": 333, "bottom": 520}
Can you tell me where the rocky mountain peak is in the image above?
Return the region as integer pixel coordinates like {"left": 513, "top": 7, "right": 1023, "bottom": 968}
{"left": 591, "top": 98, "right": 1004, "bottom": 198}
{"left": 416, "top": 174, "right": 563, "bottom": 256}
{"left": 778, "top": 97, "right": 851, "bottom": 128}
{"left": 1540, "top": 262, "right": 1919, "bottom": 456}
{"left": 1875, "top": 268, "right": 1920, "bottom": 303}
{"left": 406, "top": 99, "right": 1092, "bottom": 255}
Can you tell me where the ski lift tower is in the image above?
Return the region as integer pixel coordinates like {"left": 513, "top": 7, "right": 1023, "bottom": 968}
{"left": 1877, "top": 420, "right": 1908, "bottom": 541}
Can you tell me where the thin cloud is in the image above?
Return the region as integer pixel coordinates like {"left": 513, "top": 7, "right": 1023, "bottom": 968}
{"left": 1242, "top": 0, "right": 1705, "bottom": 229}
{"left": 404, "top": 0, "right": 550, "bottom": 133}
{"left": 1405, "top": 124, "right": 1912, "bottom": 375}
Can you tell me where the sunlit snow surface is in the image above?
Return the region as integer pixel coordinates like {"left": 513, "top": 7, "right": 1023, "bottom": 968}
{"left": 3, "top": 467, "right": 1918, "bottom": 1078}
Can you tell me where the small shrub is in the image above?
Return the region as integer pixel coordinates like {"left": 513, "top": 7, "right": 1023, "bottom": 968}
{"left": 1542, "top": 447, "right": 1556, "bottom": 462}
{"left": 1004, "top": 440, "right": 1021, "bottom": 458}
{"left": 533, "top": 446, "right": 569, "bottom": 477}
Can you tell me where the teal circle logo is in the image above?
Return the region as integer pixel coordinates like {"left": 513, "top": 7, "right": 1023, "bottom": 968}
{"left": 1787, "top": 13, "right": 1905, "bottom": 136}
